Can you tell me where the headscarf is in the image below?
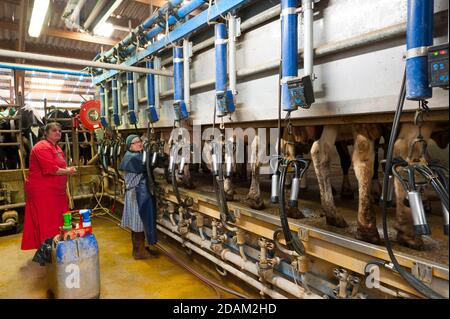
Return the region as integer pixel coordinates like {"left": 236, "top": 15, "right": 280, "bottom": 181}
{"left": 125, "top": 134, "right": 139, "bottom": 151}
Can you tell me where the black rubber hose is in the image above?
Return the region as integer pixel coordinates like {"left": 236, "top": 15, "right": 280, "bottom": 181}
{"left": 213, "top": 173, "right": 237, "bottom": 228}
{"left": 380, "top": 69, "right": 444, "bottom": 299}
{"left": 171, "top": 153, "right": 185, "bottom": 209}
{"left": 279, "top": 160, "right": 305, "bottom": 256}
{"left": 414, "top": 166, "right": 449, "bottom": 210}
{"left": 145, "top": 141, "right": 157, "bottom": 196}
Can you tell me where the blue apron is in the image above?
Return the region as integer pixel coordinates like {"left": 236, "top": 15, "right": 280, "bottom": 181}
{"left": 119, "top": 152, "right": 157, "bottom": 245}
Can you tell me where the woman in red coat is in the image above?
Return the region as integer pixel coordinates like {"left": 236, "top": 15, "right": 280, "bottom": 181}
{"left": 21, "top": 122, "right": 77, "bottom": 250}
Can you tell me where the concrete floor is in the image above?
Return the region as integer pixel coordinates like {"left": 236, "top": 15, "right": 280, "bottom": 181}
{"left": 0, "top": 216, "right": 254, "bottom": 299}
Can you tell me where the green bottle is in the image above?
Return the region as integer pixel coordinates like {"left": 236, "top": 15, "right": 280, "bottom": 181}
{"left": 63, "top": 213, "right": 72, "bottom": 230}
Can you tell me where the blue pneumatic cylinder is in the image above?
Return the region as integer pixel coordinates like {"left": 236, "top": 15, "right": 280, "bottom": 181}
{"left": 146, "top": 60, "right": 159, "bottom": 123}
{"left": 111, "top": 79, "right": 121, "bottom": 126}
{"left": 126, "top": 72, "right": 138, "bottom": 125}
{"left": 99, "top": 85, "right": 108, "bottom": 127}
{"left": 215, "top": 23, "right": 235, "bottom": 117}
{"left": 215, "top": 23, "right": 228, "bottom": 93}
{"left": 173, "top": 46, "right": 189, "bottom": 121}
{"left": 281, "top": 0, "right": 299, "bottom": 111}
{"left": 406, "top": 0, "right": 434, "bottom": 100}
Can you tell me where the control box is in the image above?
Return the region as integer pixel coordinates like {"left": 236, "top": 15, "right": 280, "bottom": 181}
{"left": 216, "top": 90, "right": 235, "bottom": 117}
{"left": 287, "top": 75, "right": 315, "bottom": 109}
{"left": 173, "top": 100, "right": 189, "bottom": 121}
{"left": 428, "top": 43, "right": 449, "bottom": 88}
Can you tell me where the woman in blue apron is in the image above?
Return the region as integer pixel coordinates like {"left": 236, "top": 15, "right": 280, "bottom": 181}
{"left": 119, "top": 134, "right": 158, "bottom": 259}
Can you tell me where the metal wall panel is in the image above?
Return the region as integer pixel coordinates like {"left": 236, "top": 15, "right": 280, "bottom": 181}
{"left": 117, "top": 0, "right": 449, "bottom": 128}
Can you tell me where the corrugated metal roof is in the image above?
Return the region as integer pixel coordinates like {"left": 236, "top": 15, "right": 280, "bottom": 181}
{"left": 0, "top": 0, "right": 159, "bottom": 55}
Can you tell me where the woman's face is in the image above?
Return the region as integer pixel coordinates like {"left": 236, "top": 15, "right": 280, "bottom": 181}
{"left": 129, "top": 137, "right": 143, "bottom": 152}
{"left": 46, "top": 126, "right": 62, "bottom": 144}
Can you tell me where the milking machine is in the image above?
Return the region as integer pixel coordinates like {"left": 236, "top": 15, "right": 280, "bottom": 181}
{"left": 376, "top": 0, "right": 449, "bottom": 299}
{"left": 168, "top": 44, "right": 194, "bottom": 236}
{"left": 270, "top": 0, "right": 315, "bottom": 257}
{"left": 142, "top": 59, "right": 166, "bottom": 197}
{"left": 209, "top": 22, "right": 238, "bottom": 232}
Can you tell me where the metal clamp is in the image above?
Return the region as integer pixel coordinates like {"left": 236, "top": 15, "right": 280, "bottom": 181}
{"left": 281, "top": 7, "right": 298, "bottom": 17}
{"left": 406, "top": 46, "right": 428, "bottom": 60}
{"left": 412, "top": 262, "right": 433, "bottom": 284}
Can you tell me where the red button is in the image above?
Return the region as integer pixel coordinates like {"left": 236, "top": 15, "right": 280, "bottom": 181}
{"left": 440, "top": 50, "right": 447, "bottom": 55}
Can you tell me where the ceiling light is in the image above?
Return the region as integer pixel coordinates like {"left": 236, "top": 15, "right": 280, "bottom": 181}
{"left": 28, "top": 0, "right": 50, "bottom": 38}
{"left": 93, "top": 22, "right": 114, "bottom": 38}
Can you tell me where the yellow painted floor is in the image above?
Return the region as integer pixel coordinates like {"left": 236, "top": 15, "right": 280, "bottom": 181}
{"left": 0, "top": 216, "right": 255, "bottom": 299}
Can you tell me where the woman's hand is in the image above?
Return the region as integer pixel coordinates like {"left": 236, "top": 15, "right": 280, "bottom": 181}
{"left": 67, "top": 167, "right": 77, "bottom": 175}
{"left": 52, "top": 167, "right": 78, "bottom": 176}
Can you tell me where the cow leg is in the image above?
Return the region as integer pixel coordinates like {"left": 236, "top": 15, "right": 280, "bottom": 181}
{"left": 247, "top": 136, "right": 264, "bottom": 210}
{"left": 352, "top": 125, "right": 380, "bottom": 244}
{"left": 371, "top": 138, "right": 383, "bottom": 203}
{"left": 335, "top": 141, "right": 353, "bottom": 199}
{"left": 181, "top": 164, "right": 195, "bottom": 189}
{"left": 224, "top": 177, "right": 235, "bottom": 201}
{"left": 311, "top": 126, "right": 347, "bottom": 227}
{"left": 393, "top": 123, "right": 434, "bottom": 250}
{"left": 247, "top": 162, "right": 265, "bottom": 210}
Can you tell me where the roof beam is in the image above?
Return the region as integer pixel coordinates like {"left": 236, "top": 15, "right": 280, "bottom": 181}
{"left": 0, "top": 19, "right": 119, "bottom": 47}
{"left": 42, "top": 27, "right": 118, "bottom": 46}
{"left": 134, "top": 0, "right": 167, "bottom": 7}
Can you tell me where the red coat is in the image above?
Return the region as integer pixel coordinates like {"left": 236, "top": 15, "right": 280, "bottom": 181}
{"left": 21, "top": 140, "right": 69, "bottom": 250}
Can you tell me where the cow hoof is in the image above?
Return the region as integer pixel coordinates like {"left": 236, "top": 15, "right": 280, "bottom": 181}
{"left": 356, "top": 227, "right": 381, "bottom": 245}
{"left": 397, "top": 232, "right": 424, "bottom": 250}
{"left": 287, "top": 207, "right": 305, "bottom": 219}
{"left": 248, "top": 197, "right": 265, "bottom": 210}
{"left": 326, "top": 215, "right": 348, "bottom": 228}
{"left": 225, "top": 192, "right": 235, "bottom": 201}
{"left": 183, "top": 181, "right": 195, "bottom": 189}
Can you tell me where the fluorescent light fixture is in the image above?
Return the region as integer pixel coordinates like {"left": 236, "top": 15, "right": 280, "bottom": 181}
{"left": 93, "top": 22, "right": 114, "bottom": 37}
{"left": 28, "top": 0, "right": 50, "bottom": 38}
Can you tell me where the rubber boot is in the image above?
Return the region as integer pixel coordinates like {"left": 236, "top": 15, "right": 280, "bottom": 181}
{"left": 131, "top": 231, "right": 152, "bottom": 259}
